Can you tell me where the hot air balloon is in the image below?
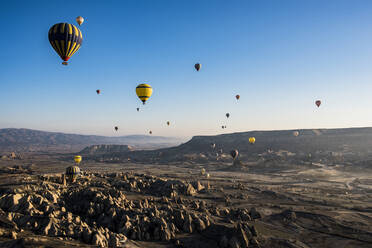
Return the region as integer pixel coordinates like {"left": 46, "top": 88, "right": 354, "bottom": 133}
{"left": 96, "top": 89, "right": 100, "bottom": 95}
{"left": 48, "top": 23, "right": 83, "bottom": 65}
{"left": 222, "top": 126, "right": 225, "bottom": 129}
{"left": 315, "top": 100, "right": 321, "bottom": 107}
{"left": 293, "top": 131, "right": 299, "bottom": 137}
{"left": 249, "top": 137, "right": 255, "bottom": 145}
{"left": 167, "top": 121, "right": 170, "bottom": 126}
{"left": 114, "top": 126, "right": 118, "bottom": 131}
{"left": 66, "top": 165, "right": 81, "bottom": 182}
{"left": 149, "top": 131, "right": 152, "bottom": 135}
{"left": 210, "top": 143, "right": 216, "bottom": 149}
{"left": 230, "top": 150, "right": 239, "bottom": 159}
{"left": 76, "top": 16, "right": 84, "bottom": 26}
{"left": 136, "top": 84, "right": 153, "bottom": 104}
{"left": 226, "top": 113, "right": 230, "bottom": 118}
{"left": 74, "top": 155, "right": 82, "bottom": 164}
{"left": 194, "top": 63, "right": 201, "bottom": 71}
{"left": 137, "top": 108, "right": 140, "bottom": 112}
{"left": 236, "top": 95, "right": 240, "bottom": 100}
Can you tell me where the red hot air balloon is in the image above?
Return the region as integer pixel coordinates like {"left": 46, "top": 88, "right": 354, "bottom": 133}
{"left": 96, "top": 89, "right": 100, "bottom": 94}
{"left": 315, "top": 100, "right": 321, "bottom": 107}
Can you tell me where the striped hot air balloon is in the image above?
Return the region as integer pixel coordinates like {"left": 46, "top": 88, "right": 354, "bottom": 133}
{"left": 48, "top": 23, "right": 83, "bottom": 65}
{"left": 136, "top": 84, "right": 153, "bottom": 104}
{"left": 66, "top": 165, "right": 81, "bottom": 182}
{"left": 66, "top": 165, "right": 81, "bottom": 175}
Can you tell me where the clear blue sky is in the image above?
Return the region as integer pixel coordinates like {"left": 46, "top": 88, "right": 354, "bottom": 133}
{"left": 1, "top": 0, "right": 372, "bottom": 138}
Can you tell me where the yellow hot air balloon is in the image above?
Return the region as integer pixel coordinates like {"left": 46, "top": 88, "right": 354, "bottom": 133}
{"left": 74, "top": 155, "right": 82, "bottom": 164}
{"left": 249, "top": 137, "right": 255, "bottom": 145}
{"left": 136, "top": 84, "right": 153, "bottom": 104}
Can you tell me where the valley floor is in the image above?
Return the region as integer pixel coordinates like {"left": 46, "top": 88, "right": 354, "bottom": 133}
{"left": 0, "top": 157, "right": 371, "bottom": 248}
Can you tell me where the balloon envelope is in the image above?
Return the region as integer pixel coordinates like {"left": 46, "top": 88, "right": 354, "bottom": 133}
{"left": 315, "top": 100, "right": 321, "bottom": 107}
{"left": 74, "top": 155, "right": 82, "bottom": 164}
{"left": 96, "top": 89, "right": 100, "bottom": 94}
{"left": 236, "top": 95, "right": 240, "bottom": 100}
{"left": 48, "top": 23, "right": 83, "bottom": 64}
{"left": 230, "top": 150, "right": 239, "bottom": 159}
{"left": 136, "top": 84, "right": 153, "bottom": 104}
{"left": 249, "top": 137, "right": 256, "bottom": 144}
{"left": 194, "top": 63, "right": 201, "bottom": 71}
{"left": 76, "top": 16, "right": 84, "bottom": 26}
{"left": 66, "top": 165, "right": 81, "bottom": 176}
{"left": 293, "top": 131, "right": 299, "bottom": 137}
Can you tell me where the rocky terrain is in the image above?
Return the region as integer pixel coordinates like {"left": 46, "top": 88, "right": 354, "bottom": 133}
{"left": 0, "top": 127, "right": 372, "bottom": 247}
{"left": 0, "top": 157, "right": 371, "bottom": 248}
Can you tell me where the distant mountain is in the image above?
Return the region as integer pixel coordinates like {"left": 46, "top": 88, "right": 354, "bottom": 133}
{"left": 83, "top": 127, "right": 372, "bottom": 166}
{"left": 0, "top": 128, "right": 185, "bottom": 153}
{"left": 80, "top": 145, "right": 133, "bottom": 155}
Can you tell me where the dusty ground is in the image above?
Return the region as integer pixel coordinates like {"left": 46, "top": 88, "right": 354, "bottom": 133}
{"left": 0, "top": 156, "right": 371, "bottom": 248}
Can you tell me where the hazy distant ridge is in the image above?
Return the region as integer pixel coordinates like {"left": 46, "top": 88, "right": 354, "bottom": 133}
{"left": 0, "top": 128, "right": 185, "bottom": 152}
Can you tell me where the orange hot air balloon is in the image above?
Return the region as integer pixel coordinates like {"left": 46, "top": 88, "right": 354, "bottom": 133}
{"left": 236, "top": 95, "right": 240, "bottom": 100}
{"left": 315, "top": 100, "right": 321, "bottom": 107}
{"left": 76, "top": 16, "right": 84, "bottom": 26}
